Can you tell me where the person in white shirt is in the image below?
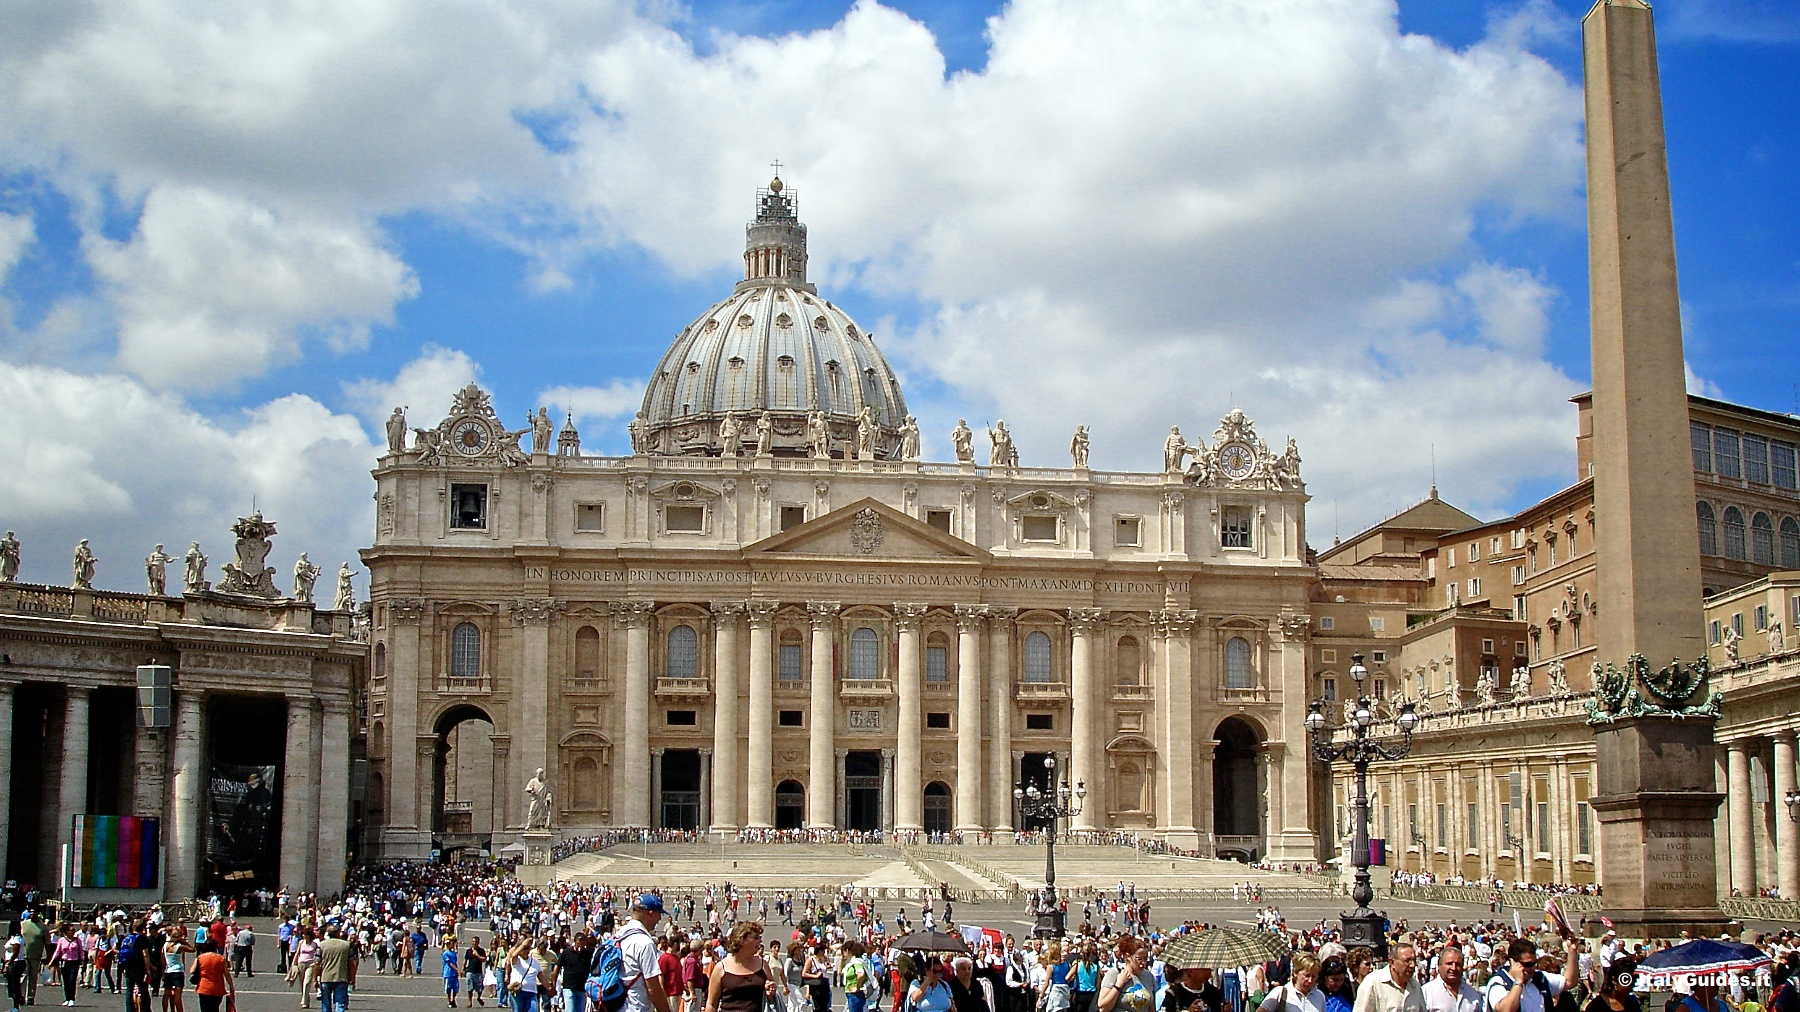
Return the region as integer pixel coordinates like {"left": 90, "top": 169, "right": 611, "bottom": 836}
{"left": 1422, "top": 947, "right": 1483, "bottom": 1012}
{"left": 1354, "top": 944, "right": 1427, "bottom": 1012}
{"left": 1258, "top": 953, "right": 1326, "bottom": 1012}
{"left": 1486, "top": 939, "right": 1577, "bottom": 1012}
{"left": 618, "top": 895, "right": 672, "bottom": 1012}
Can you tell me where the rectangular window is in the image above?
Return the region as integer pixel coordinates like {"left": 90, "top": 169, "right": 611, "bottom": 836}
{"left": 1446, "top": 583, "right": 1459, "bottom": 606}
{"left": 1500, "top": 804, "right": 1513, "bottom": 849}
{"left": 1716, "top": 427, "right": 1742, "bottom": 478}
{"left": 926, "top": 711, "right": 951, "bottom": 729}
{"left": 1372, "top": 650, "right": 1387, "bottom": 663}
{"left": 1426, "top": 556, "right": 1436, "bottom": 578}
{"left": 1374, "top": 678, "right": 1386, "bottom": 698}
{"left": 1369, "top": 616, "right": 1385, "bottom": 632}
{"left": 666, "top": 709, "right": 697, "bottom": 726}
{"left": 1022, "top": 515, "right": 1059, "bottom": 542}
{"left": 1491, "top": 536, "right": 1502, "bottom": 555}
{"left": 1320, "top": 648, "right": 1337, "bottom": 662}
{"left": 1319, "top": 616, "right": 1336, "bottom": 630}
{"left": 1221, "top": 507, "right": 1253, "bottom": 548}
{"left": 1512, "top": 529, "right": 1525, "bottom": 550}
{"left": 1732, "top": 612, "right": 1744, "bottom": 635}
{"left": 1745, "top": 434, "right": 1770, "bottom": 484}
{"left": 1774, "top": 441, "right": 1798, "bottom": 490}
{"left": 1469, "top": 578, "right": 1482, "bottom": 596}
{"left": 1466, "top": 801, "right": 1480, "bottom": 850}
{"left": 1481, "top": 638, "right": 1495, "bottom": 654}
{"left": 1577, "top": 801, "right": 1592, "bottom": 856}
{"left": 780, "top": 505, "right": 808, "bottom": 531}
{"left": 1436, "top": 801, "right": 1447, "bottom": 848}
{"left": 1535, "top": 800, "right": 1549, "bottom": 853}
{"left": 1024, "top": 713, "right": 1054, "bottom": 731}
{"left": 777, "top": 709, "right": 804, "bottom": 727}
{"left": 1707, "top": 620, "right": 1720, "bottom": 644}
{"left": 1407, "top": 802, "right": 1419, "bottom": 845}
{"left": 1512, "top": 564, "right": 1526, "bottom": 585}
{"left": 1754, "top": 605, "right": 1768, "bottom": 630}
{"left": 926, "top": 508, "right": 953, "bottom": 533}
{"left": 926, "top": 645, "right": 949, "bottom": 683}
{"left": 1515, "top": 639, "right": 1528, "bottom": 657}
{"left": 575, "top": 503, "right": 606, "bottom": 532}
{"left": 778, "top": 644, "right": 803, "bottom": 682}
{"left": 665, "top": 504, "right": 706, "bottom": 533}
{"left": 450, "top": 483, "right": 488, "bottom": 530}
{"left": 1114, "top": 516, "right": 1141, "bottom": 547}
{"left": 1447, "top": 548, "right": 1456, "bottom": 567}
{"left": 1323, "top": 677, "right": 1337, "bottom": 701}
{"left": 1692, "top": 422, "right": 1713, "bottom": 472}
{"left": 1469, "top": 541, "right": 1480, "bottom": 562}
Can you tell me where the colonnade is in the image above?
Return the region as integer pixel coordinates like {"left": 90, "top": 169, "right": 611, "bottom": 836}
{"left": 1721, "top": 730, "right": 1800, "bottom": 900}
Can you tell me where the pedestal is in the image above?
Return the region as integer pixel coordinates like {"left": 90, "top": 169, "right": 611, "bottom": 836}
{"left": 520, "top": 830, "right": 555, "bottom": 867}
{"left": 1032, "top": 909, "right": 1064, "bottom": 939}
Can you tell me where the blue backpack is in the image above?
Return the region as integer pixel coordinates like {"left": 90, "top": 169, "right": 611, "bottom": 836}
{"left": 585, "top": 937, "right": 628, "bottom": 1012}
{"left": 118, "top": 933, "right": 142, "bottom": 967}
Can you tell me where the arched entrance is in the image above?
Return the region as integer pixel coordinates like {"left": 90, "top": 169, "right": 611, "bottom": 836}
{"left": 775, "top": 780, "right": 805, "bottom": 830}
{"left": 844, "top": 751, "right": 882, "bottom": 831}
{"left": 659, "top": 750, "right": 702, "bottom": 830}
{"left": 1213, "top": 716, "right": 1264, "bottom": 860}
{"left": 431, "top": 704, "right": 496, "bottom": 846}
{"left": 923, "top": 781, "right": 952, "bottom": 835}
{"left": 1016, "top": 753, "right": 1056, "bottom": 830}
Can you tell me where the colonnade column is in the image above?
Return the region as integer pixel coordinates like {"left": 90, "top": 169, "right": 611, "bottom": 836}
{"left": 806, "top": 602, "right": 840, "bottom": 829}
{"left": 880, "top": 749, "right": 896, "bottom": 831}
{"left": 986, "top": 609, "right": 1017, "bottom": 833}
{"left": 895, "top": 605, "right": 927, "bottom": 833}
{"left": 0, "top": 684, "right": 10, "bottom": 881}
{"left": 710, "top": 602, "right": 745, "bottom": 833}
{"left": 1727, "top": 741, "right": 1756, "bottom": 896}
{"left": 1159, "top": 610, "right": 1198, "bottom": 846}
{"left": 953, "top": 605, "right": 986, "bottom": 832}
{"left": 489, "top": 735, "right": 512, "bottom": 833}
{"left": 1070, "top": 611, "right": 1101, "bottom": 831}
{"left": 1261, "top": 745, "right": 1285, "bottom": 850}
{"left": 316, "top": 701, "right": 351, "bottom": 896}
{"left": 746, "top": 603, "right": 778, "bottom": 829}
{"left": 1775, "top": 730, "right": 1798, "bottom": 900}
{"left": 167, "top": 690, "right": 205, "bottom": 899}
{"left": 280, "top": 697, "right": 318, "bottom": 890}
{"left": 620, "top": 602, "right": 654, "bottom": 827}
{"left": 58, "top": 686, "right": 91, "bottom": 862}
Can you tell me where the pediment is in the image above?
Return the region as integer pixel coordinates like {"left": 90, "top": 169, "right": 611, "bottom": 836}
{"left": 1004, "top": 488, "right": 1079, "bottom": 510}
{"left": 746, "top": 497, "right": 990, "bottom": 561}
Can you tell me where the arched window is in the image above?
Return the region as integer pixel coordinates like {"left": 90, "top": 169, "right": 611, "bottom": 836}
{"left": 1225, "top": 636, "right": 1253, "bottom": 688}
{"left": 925, "top": 632, "right": 950, "bottom": 683}
{"left": 1751, "top": 512, "right": 1775, "bottom": 565}
{"left": 373, "top": 642, "right": 387, "bottom": 681}
{"left": 850, "top": 627, "right": 880, "bottom": 680}
{"left": 575, "top": 625, "right": 600, "bottom": 679}
{"left": 666, "top": 625, "right": 698, "bottom": 678}
{"left": 1724, "top": 507, "right": 1747, "bottom": 560}
{"left": 450, "top": 622, "right": 481, "bottom": 678}
{"left": 1781, "top": 517, "right": 1800, "bottom": 568}
{"left": 1697, "top": 502, "right": 1718, "bottom": 556}
{"left": 1023, "top": 631, "right": 1052, "bottom": 683}
{"left": 1115, "top": 636, "right": 1141, "bottom": 687}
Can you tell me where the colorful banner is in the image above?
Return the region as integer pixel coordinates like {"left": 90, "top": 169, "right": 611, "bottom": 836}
{"left": 70, "top": 815, "right": 160, "bottom": 889}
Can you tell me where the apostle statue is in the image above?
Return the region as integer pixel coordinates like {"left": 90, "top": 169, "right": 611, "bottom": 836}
{"left": 1512, "top": 663, "right": 1534, "bottom": 699}
{"left": 1070, "top": 425, "right": 1090, "bottom": 468}
{"left": 183, "top": 542, "right": 208, "bottom": 593}
{"left": 144, "top": 544, "right": 174, "bottom": 596}
{"left": 755, "top": 411, "right": 774, "bottom": 456}
{"left": 0, "top": 531, "right": 20, "bottom": 583}
{"left": 628, "top": 411, "right": 648, "bottom": 455}
{"left": 1770, "top": 620, "right": 1787, "bottom": 653}
{"left": 899, "top": 416, "right": 921, "bottom": 460}
{"left": 333, "top": 562, "right": 357, "bottom": 612}
{"left": 1546, "top": 658, "right": 1569, "bottom": 695}
{"left": 856, "top": 406, "right": 878, "bottom": 460}
{"left": 807, "top": 410, "right": 831, "bottom": 459}
{"left": 71, "top": 539, "right": 98, "bottom": 590}
{"left": 951, "top": 419, "right": 975, "bottom": 463}
{"left": 530, "top": 407, "right": 553, "bottom": 454}
{"left": 292, "top": 552, "right": 322, "bottom": 603}
{"left": 988, "top": 420, "right": 1018, "bottom": 468}
{"left": 1163, "top": 426, "right": 1190, "bottom": 473}
{"left": 719, "top": 413, "right": 742, "bottom": 457}
{"left": 1476, "top": 667, "right": 1498, "bottom": 707}
{"left": 525, "top": 768, "right": 554, "bottom": 830}
{"left": 385, "top": 406, "right": 408, "bottom": 454}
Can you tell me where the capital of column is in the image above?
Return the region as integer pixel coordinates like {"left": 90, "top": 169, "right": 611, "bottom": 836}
{"left": 710, "top": 601, "right": 747, "bottom": 624}
{"left": 285, "top": 695, "right": 319, "bottom": 716}
{"left": 389, "top": 598, "right": 429, "bottom": 623}
{"left": 1070, "top": 608, "right": 1107, "bottom": 635}
{"left": 894, "top": 602, "right": 930, "bottom": 631}
{"left": 880, "top": 747, "right": 895, "bottom": 759}
{"left": 699, "top": 747, "right": 714, "bottom": 758}
{"left": 1155, "top": 608, "right": 1199, "bottom": 636}
{"left": 954, "top": 604, "right": 987, "bottom": 631}
{"left": 489, "top": 734, "right": 512, "bottom": 758}
{"left": 510, "top": 597, "right": 566, "bottom": 626}
{"left": 1260, "top": 741, "right": 1286, "bottom": 764}
{"left": 616, "top": 600, "right": 657, "bottom": 628}
{"left": 415, "top": 739, "right": 436, "bottom": 761}
{"left": 1775, "top": 728, "right": 1799, "bottom": 747}
{"left": 651, "top": 747, "right": 667, "bottom": 758}
{"left": 66, "top": 683, "right": 94, "bottom": 701}
{"left": 746, "top": 600, "right": 780, "bottom": 627}
{"left": 835, "top": 748, "right": 849, "bottom": 760}
{"left": 987, "top": 606, "right": 1018, "bottom": 623}
{"left": 807, "top": 601, "right": 841, "bottom": 628}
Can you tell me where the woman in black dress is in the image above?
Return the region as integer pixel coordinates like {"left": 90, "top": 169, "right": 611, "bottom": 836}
{"left": 706, "top": 923, "right": 777, "bottom": 1012}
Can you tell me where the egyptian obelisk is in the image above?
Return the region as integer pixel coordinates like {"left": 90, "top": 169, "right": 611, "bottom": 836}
{"left": 1583, "top": 0, "right": 1727, "bottom": 938}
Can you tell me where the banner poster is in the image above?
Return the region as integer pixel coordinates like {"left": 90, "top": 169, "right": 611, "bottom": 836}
{"left": 207, "top": 763, "right": 277, "bottom": 883}
{"left": 71, "top": 815, "right": 161, "bottom": 889}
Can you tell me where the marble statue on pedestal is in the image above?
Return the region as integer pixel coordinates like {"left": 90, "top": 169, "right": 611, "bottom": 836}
{"left": 951, "top": 420, "right": 974, "bottom": 463}
{"left": 530, "top": 407, "right": 553, "bottom": 454}
{"left": 385, "top": 406, "right": 407, "bottom": 454}
{"left": 145, "top": 544, "right": 174, "bottom": 596}
{"left": 628, "top": 411, "right": 648, "bottom": 454}
{"left": 719, "top": 413, "right": 742, "bottom": 457}
{"left": 293, "top": 553, "right": 322, "bottom": 603}
{"left": 899, "top": 416, "right": 920, "bottom": 460}
{"left": 1163, "top": 426, "right": 1190, "bottom": 472}
{"left": 183, "top": 542, "right": 208, "bottom": 592}
{"left": 0, "top": 531, "right": 18, "bottom": 583}
{"left": 1770, "top": 620, "right": 1786, "bottom": 653}
{"left": 216, "top": 512, "right": 281, "bottom": 598}
{"left": 988, "top": 420, "right": 1018, "bottom": 468}
{"left": 333, "top": 563, "right": 357, "bottom": 612}
{"left": 1512, "top": 664, "right": 1533, "bottom": 699}
{"left": 1070, "top": 426, "right": 1090, "bottom": 468}
{"left": 71, "top": 539, "right": 98, "bottom": 590}
{"left": 1722, "top": 624, "right": 1740, "bottom": 663}
{"left": 525, "top": 768, "right": 554, "bottom": 829}
{"left": 755, "top": 411, "right": 774, "bottom": 455}
{"left": 1476, "top": 667, "right": 1498, "bottom": 706}
{"left": 856, "top": 406, "right": 877, "bottom": 459}
{"left": 807, "top": 411, "right": 831, "bottom": 459}
{"left": 1546, "top": 658, "right": 1569, "bottom": 695}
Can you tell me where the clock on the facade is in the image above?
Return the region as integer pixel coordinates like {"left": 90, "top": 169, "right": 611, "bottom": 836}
{"left": 451, "top": 417, "right": 491, "bottom": 455}
{"left": 1219, "top": 441, "right": 1255, "bottom": 480}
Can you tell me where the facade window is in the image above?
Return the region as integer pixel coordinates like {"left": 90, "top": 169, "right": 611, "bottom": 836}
{"left": 1446, "top": 582, "right": 1459, "bottom": 606}
{"left": 925, "top": 509, "right": 953, "bottom": 533}
{"left": 1447, "top": 549, "right": 1456, "bottom": 567}
{"left": 1481, "top": 638, "right": 1495, "bottom": 654}
{"left": 1023, "top": 631, "right": 1053, "bottom": 683}
{"left": 1716, "top": 428, "right": 1742, "bottom": 479}
{"left": 1752, "top": 513, "right": 1775, "bottom": 565}
{"left": 1436, "top": 802, "right": 1447, "bottom": 848}
{"left": 1369, "top": 616, "right": 1385, "bottom": 632}
{"left": 926, "top": 712, "right": 951, "bottom": 729}
{"left": 1468, "top": 578, "right": 1482, "bottom": 596}
{"left": 1466, "top": 800, "right": 1480, "bottom": 849}
{"left": 1745, "top": 434, "right": 1771, "bottom": 484}
{"left": 665, "top": 505, "right": 706, "bottom": 533}
{"left": 450, "top": 483, "right": 488, "bottom": 529}
{"left": 1577, "top": 801, "right": 1592, "bottom": 855}
{"left": 1754, "top": 605, "right": 1768, "bottom": 631}
{"left": 1515, "top": 639, "right": 1528, "bottom": 657}
{"left": 926, "top": 634, "right": 950, "bottom": 683}
{"left": 575, "top": 503, "right": 605, "bottom": 532}
{"left": 1322, "top": 677, "right": 1337, "bottom": 701}
{"left": 1692, "top": 422, "right": 1713, "bottom": 472}
{"left": 1469, "top": 542, "right": 1480, "bottom": 562}
{"left": 1115, "top": 636, "right": 1141, "bottom": 686}
{"left": 1372, "top": 649, "right": 1387, "bottom": 663}
{"left": 1732, "top": 612, "right": 1744, "bottom": 636}
{"left": 1724, "top": 506, "right": 1748, "bottom": 560}
{"left": 575, "top": 625, "right": 601, "bottom": 679}
{"left": 1426, "top": 556, "right": 1435, "bottom": 578}
{"left": 1114, "top": 516, "right": 1141, "bottom": 548}
{"left": 849, "top": 627, "right": 880, "bottom": 679}
{"left": 1225, "top": 636, "right": 1253, "bottom": 688}
{"left": 1697, "top": 502, "right": 1718, "bottom": 556}
{"left": 1781, "top": 517, "right": 1800, "bottom": 568}
{"left": 1774, "top": 441, "right": 1798, "bottom": 490}
{"left": 1491, "top": 536, "right": 1502, "bottom": 555}
{"left": 778, "top": 631, "right": 803, "bottom": 683}
{"left": 1512, "top": 529, "right": 1525, "bottom": 549}
{"left": 1024, "top": 713, "right": 1054, "bottom": 731}
{"left": 451, "top": 622, "right": 481, "bottom": 677}
{"left": 780, "top": 506, "right": 807, "bottom": 531}
{"left": 666, "top": 625, "right": 698, "bottom": 678}
{"left": 1221, "top": 507, "right": 1253, "bottom": 549}
{"left": 1022, "top": 515, "right": 1059, "bottom": 542}
{"left": 666, "top": 709, "right": 698, "bottom": 726}
{"left": 1321, "top": 648, "right": 1337, "bottom": 662}
{"left": 1709, "top": 621, "right": 1721, "bottom": 644}
{"left": 1319, "top": 616, "right": 1335, "bottom": 630}
{"left": 778, "top": 709, "right": 804, "bottom": 727}
{"left": 1374, "top": 678, "right": 1386, "bottom": 698}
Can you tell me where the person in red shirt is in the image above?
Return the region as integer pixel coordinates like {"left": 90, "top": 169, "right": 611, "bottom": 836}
{"left": 658, "top": 938, "right": 684, "bottom": 1011}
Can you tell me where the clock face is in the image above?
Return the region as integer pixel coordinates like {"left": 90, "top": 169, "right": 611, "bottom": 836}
{"left": 451, "top": 418, "right": 491, "bottom": 455}
{"left": 1219, "top": 442, "right": 1255, "bottom": 479}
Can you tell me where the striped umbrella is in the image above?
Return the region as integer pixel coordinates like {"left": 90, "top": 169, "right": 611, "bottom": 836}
{"left": 1160, "top": 928, "right": 1290, "bottom": 970}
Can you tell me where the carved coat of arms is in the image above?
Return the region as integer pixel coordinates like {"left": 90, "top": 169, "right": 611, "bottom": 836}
{"left": 850, "top": 507, "right": 885, "bottom": 555}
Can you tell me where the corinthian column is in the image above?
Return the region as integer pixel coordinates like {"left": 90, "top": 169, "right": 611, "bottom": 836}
{"left": 710, "top": 602, "right": 746, "bottom": 833}
{"left": 807, "top": 601, "right": 841, "bottom": 828}
{"left": 894, "top": 604, "right": 928, "bottom": 833}
{"left": 1070, "top": 609, "right": 1104, "bottom": 830}
{"left": 954, "top": 605, "right": 986, "bottom": 832}
{"left": 746, "top": 602, "right": 778, "bottom": 829}
{"left": 619, "top": 602, "right": 655, "bottom": 827}
{"left": 987, "top": 609, "right": 1018, "bottom": 832}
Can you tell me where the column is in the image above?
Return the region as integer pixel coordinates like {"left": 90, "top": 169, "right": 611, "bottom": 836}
{"left": 132, "top": 717, "right": 167, "bottom": 818}
{"left": 1196, "top": 745, "right": 1216, "bottom": 852}
{"left": 620, "top": 603, "right": 654, "bottom": 827}
{"left": 895, "top": 605, "right": 927, "bottom": 833}
{"left": 746, "top": 603, "right": 777, "bottom": 828}
{"left": 880, "top": 748, "right": 896, "bottom": 831}
{"left": 0, "top": 684, "right": 13, "bottom": 884}
{"left": 316, "top": 702, "right": 351, "bottom": 895}
{"left": 58, "top": 686, "right": 92, "bottom": 864}
{"left": 1775, "top": 731, "right": 1799, "bottom": 900}
{"left": 1261, "top": 745, "right": 1284, "bottom": 852}
{"left": 1728, "top": 740, "right": 1756, "bottom": 896}
{"left": 415, "top": 737, "right": 436, "bottom": 838}
{"left": 710, "top": 602, "right": 745, "bottom": 832}
{"left": 806, "top": 602, "right": 840, "bottom": 828}
{"left": 699, "top": 748, "right": 714, "bottom": 831}
{"left": 167, "top": 690, "right": 205, "bottom": 898}
{"left": 1159, "top": 611, "right": 1198, "bottom": 845}
{"left": 514, "top": 600, "right": 556, "bottom": 813}
{"left": 489, "top": 735, "right": 512, "bottom": 833}
{"left": 835, "top": 748, "right": 849, "bottom": 828}
{"left": 386, "top": 602, "right": 424, "bottom": 849}
{"left": 953, "top": 605, "right": 985, "bottom": 832}
{"left": 280, "top": 698, "right": 318, "bottom": 890}
{"left": 650, "top": 747, "right": 665, "bottom": 828}
{"left": 1070, "top": 610, "right": 1101, "bottom": 830}
{"left": 987, "top": 609, "right": 1017, "bottom": 833}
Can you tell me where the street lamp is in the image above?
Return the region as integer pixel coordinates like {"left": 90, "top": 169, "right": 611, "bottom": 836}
{"left": 1785, "top": 789, "right": 1799, "bottom": 823}
{"left": 1014, "top": 752, "right": 1086, "bottom": 938}
{"left": 1306, "top": 652, "right": 1419, "bottom": 955}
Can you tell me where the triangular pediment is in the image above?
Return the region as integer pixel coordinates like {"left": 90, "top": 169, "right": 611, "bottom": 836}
{"left": 746, "top": 497, "right": 990, "bottom": 561}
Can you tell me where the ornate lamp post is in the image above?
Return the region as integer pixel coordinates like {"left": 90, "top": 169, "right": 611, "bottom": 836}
{"left": 1306, "top": 652, "right": 1419, "bottom": 954}
{"left": 1014, "top": 752, "right": 1085, "bottom": 938}
{"left": 1785, "top": 789, "right": 1799, "bottom": 823}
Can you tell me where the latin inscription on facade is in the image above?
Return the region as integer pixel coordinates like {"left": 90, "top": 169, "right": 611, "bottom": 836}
{"left": 523, "top": 565, "right": 1186, "bottom": 596}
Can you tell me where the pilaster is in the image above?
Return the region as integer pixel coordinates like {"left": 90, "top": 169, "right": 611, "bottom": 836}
{"left": 986, "top": 608, "right": 1018, "bottom": 833}
{"left": 167, "top": 689, "right": 206, "bottom": 898}
{"left": 280, "top": 697, "right": 319, "bottom": 890}
{"left": 57, "top": 686, "right": 92, "bottom": 869}
{"left": 953, "top": 605, "right": 986, "bottom": 832}
{"left": 894, "top": 603, "right": 927, "bottom": 832}
{"left": 806, "top": 601, "right": 840, "bottom": 828}
{"left": 1069, "top": 608, "right": 1104, "bottom": 830}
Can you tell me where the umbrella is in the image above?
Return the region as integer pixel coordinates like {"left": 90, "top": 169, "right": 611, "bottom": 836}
{"left": 1160, "top": 928, "right": 1290, "bottom": 970}
{"left": 1640, "top": 940, "right": 1772, "bottom": 976}
{"left": 893, "top": 929, "right": 969, "bottom": 953}
{"left": 497, "top": 842, "right": 528, "bottom": 855}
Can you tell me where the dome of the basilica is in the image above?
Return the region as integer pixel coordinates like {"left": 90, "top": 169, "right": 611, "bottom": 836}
{"left": 634, "top": 178, "right": 911, "bottom": 459}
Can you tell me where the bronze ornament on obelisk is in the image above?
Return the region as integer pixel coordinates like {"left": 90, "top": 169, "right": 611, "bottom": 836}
{"left": 1580, "top": 0, "right": 1727, "bottom": 938}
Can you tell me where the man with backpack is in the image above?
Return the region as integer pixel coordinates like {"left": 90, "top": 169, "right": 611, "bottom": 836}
{"left": 118, "top": 919, "right": 152, "bottom": 1012}
{"left": 609, "top": 896, "right": 669, "bottom": 1012}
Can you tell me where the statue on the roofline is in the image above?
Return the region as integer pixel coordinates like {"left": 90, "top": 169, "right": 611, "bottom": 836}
{"left": 71, "top": 539, "right": 98, "bottom": 590}
{"left": 145, "top": 544, "right": 174, "bottom": 596}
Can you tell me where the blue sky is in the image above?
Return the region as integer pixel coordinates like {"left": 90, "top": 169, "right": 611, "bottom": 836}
{"left": 0, "top": 0, "right": 1795, "bottom": 591}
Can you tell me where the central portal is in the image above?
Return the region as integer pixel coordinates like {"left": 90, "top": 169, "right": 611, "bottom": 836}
{"left": 660, "top": 750, "right": 702, "bottom": 830}
{"left": 844, "top": 750, "right": 882, "bottom": 831}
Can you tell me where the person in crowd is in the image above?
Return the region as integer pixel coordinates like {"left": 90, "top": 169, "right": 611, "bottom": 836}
{"left": 465, "top": 938, "right": 490, "bottom": 1008}
{"left": 442, "top": 935, "right": 462, "bottom": 1009}
{"left": 1097, "top": 937, "right": 1156, "bottom": 1012}
{"left": 619, "top": 895, "right": 672, "bottom": 1012}
{"left": 704, "top": 922, "right": 774, "bottom": 1012}
{"left": 1259, "top": 954, "right": 1325, "bottom": 1012}
{"left": 289, "top": 926, "right": 321, "bottom": 1008}
{"left": 161, "top": 926, "right": 193, "bottom": 1012}
{"left": 316, "top": 926, "right": 357, "bottom": 1012}
{"left": 192, "top": 944, "right": 235, "bottom": 1012}
{"left": 1488, "top": 939, "right": 1580, "bottom": 1012}
{"left": 53, "top": 924, "right": 85, "bottom": 1007}
{"left": 909, "top": 960, "right": 955, "bottom": 1012}
{"left": 1421, "top": 946, "right": 1480, "bottom": 1012}
{"left": 1352, "top": 942, "right": 1425, "bottom": 1012}
{"left": 1582, "top": 959, "right": 1638, "bottom": 1012}
{"left": 555, "top": 933, "right": 593, "bottom": 1012}
{"left": 1163, "top": 964, "right": 1225, "bottom": 1012}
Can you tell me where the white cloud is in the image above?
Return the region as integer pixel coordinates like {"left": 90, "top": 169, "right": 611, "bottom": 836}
{"left": 342, "top": 345, "right": 483, "bottom": 434}
{"left": 538, "top": 380, "right": 646, "bottom": 427}
{"left": 0, "top": 211, "right": 34, "bottom": 279}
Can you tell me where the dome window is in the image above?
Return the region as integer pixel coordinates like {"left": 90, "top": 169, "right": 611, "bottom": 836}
{"left": 813, "top": 315, "right": 829, "bottom": 331}
{"left": 737, "top": 314, "right": 753, "bottom": 328}
{"left": 686, "top": 361, "right": 701, "bottom": 373}
{"left": 775, "top": 313, "right": 793, "bottom": 328}
{"left": 864, "top": 368, "right": 878, "bottom": 383}
{"left": 704, "top": 319, "right": 719, "bottom": 332}
{"left": 777, "top": 355, "right": 795, "bottom": 369}
{"left": 825, "top": 360, "right": 841, "bottom": 372}
{"left": 747, "top": 290, "right": 762, "bottom": 301}
{"left": 775, "top": 290, "right": 789, "bottom": 301}
{"left": 728, "top": 356, "right": 746, "bottom": 369}
{"left": 845, "top": 325, "right": 858, "bottom": 338}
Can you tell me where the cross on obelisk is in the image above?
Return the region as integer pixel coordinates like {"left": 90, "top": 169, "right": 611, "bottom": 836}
{"left": 1583, "top": 0, "right": 1728, "bottom": 939}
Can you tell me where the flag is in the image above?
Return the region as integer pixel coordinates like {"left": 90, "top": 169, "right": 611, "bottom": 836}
{"left": 1545, "top": 898, "right": 1574, "bottom": 938}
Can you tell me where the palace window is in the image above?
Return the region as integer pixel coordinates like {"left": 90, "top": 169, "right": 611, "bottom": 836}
{"left": 666, "top": 625, "right": 698, "bottom": 678}
{"left": 1225, "top": 636, "right": 1253, "bottom": 689}
{"left": 1466, "top": 801, "right": 1479, "bottom": 850}
{"left": 926, "top": 509, "right": 953, "bottom": 533}
{"left": 1023, "top": 631, "right": 1053, "bottom": 683}
{"left": 1745, "top": 434, "right": 1771, "bottom": 485}
{"left": 450, "top": 483, "right": 487, "bottom": 530}
{"left": 1577, "top": 801, "right": 1592, "bottom": 856}
{"left": 1752, "top": 513, "right": 1775, "bottom": 565}
{"left": 1774, "top": 441, "right": 1798, "bottom": 490}
{"left": 1692, "top": 422, "right": 1713, "bottom": 472}
{"left": 1115, "top": 516, "right": 1141, "bottom": 548}
{"left": 780, "top": 506, "right": 807, "bottom": 531}
{"left": 451, "top": 622, "right": 481, "bottom": 677}
{"left": 1754, "top": 605, "right": 1768, "bottom": 631}
{"left": 1724, "top": 506, "right": 1747, "bottom": 560}
{"left": 926, "top": 712, "right": 950, "bottom": 729}
{"left": 850, "top": 627, "right": 880, "bottom": 679}
{"left": 1322, "top": 677, "right": 1337, "bottom": 701}
{"left": 1221, "top": 507, "right": 1253, "bottom": 549}
{"left": 1782, "top": 517, "right": 1800, "bottom": 568}
{"left": 1469, "top": 541, "right": 1480, "bottom": 562}
{"left": 926, "top": 633, "right": 950, "bottom": 683}
{"left": 575, "top": 503, "right": 606, "bottom": 532}
{"left": 778, "top": 630, "right": 803, "bottom": 683}
{"left": 778, "top": 709, "right": 804, "bottom": 727}
{"left": 1716, "top": 428, "right": 1742, "bottom": 479}
{"left": 1698, "top": 502, "right": 1718, "bottom": 556}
